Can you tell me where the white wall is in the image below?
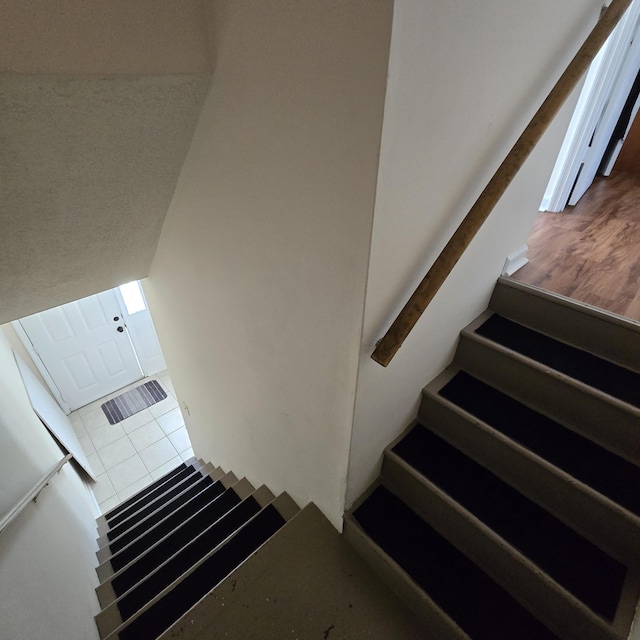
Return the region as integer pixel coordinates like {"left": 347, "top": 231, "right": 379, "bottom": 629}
{"left": 346, "top": 0, "right": 606, "bottom": 506}
{"left": 145, "top": 0, "right": 393, "bottom": 529}
{"left": 0, "top": 327, "right": 100, "bottom": 639}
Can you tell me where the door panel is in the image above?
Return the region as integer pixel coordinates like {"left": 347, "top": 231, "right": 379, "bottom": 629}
{"left": 14, "top": 351, "right": 97, "bottom": 480}
{"left": 20, "top": 289, "right": 143, "bottom": 410}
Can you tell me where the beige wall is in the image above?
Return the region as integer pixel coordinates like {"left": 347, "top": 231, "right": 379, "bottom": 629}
{"left": 0, "top": 328, "right": 100, "bottom": 639}
{"left": 345, "top": 0, "right": 606, "bottom": 506}
{"left": 0, "top": 0, "right": 211, "bottom": 75}
{"left": 146, "top": 0, "right": 392, "bottom": 528}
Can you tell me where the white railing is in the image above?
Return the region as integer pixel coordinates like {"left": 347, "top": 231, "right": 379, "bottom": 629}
{"left": 0, "top": 453, "right": 73, "bottom": 535}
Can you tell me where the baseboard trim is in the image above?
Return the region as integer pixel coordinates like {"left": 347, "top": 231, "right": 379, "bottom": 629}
{"left": 502, "top": 244, "right": 529, "bottom": 276}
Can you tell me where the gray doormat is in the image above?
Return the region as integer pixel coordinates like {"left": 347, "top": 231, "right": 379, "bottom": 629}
{"left": 101, "top": 380, "right": 167, "bottom": 425}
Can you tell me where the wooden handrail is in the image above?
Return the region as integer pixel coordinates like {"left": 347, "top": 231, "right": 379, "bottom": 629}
{"left": 0, "top": 454, "right": 72, "bottom": 536}
{"left": 372, "top": 0, "right": 633, "bottom": 367}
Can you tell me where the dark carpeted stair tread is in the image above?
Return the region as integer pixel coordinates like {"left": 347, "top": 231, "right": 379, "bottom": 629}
{"left": 108, "top": 476, "right": 214, "bottom": 555}
{"left": 475, "top": 314, "right": 640, "bottom": 408}
{"left": 353, "top": 486, "right": 560, "bottom": 640}
{"left": 439, "top": 371, "right": 640, "bottom": 517}
{"left": 117, "top": 504, "right": 286, "bottom": 640}
{"left": 110, "top": 481, "right": 236, "bottom": 572}
{"left": 106, "top": 465, "right": 191, "bottom": 528}
{"left": 116, "top": 496, "right": 262, "bottom": 622}
{"left": 111, "top": 487, "right": 242, "bottom": 598}
{"left": 105, "top": 464, "right": 188, "bottom": 522}
{"left": 392, "top": 425, "right": 627, "bottom": 620}
{"left": 106, "top": 472, "right": 208, "bottom": 541}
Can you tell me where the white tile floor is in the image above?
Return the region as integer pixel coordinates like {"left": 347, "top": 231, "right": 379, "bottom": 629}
{"left": 69, "top": 371, "right": 193, "bottom": 514}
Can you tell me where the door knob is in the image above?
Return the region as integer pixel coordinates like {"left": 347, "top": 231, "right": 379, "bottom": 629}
{"left": 113, "top": 316, "right": 120, "bottom": 322}
{"left": 117, "top": 326, "right": 124, "bottom": 333}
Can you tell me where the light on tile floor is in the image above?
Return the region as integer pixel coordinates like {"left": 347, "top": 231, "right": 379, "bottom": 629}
{"left": 71, "top": 372, "right": 192, "bottom": 514}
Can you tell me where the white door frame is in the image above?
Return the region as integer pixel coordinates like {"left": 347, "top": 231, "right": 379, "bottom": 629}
{"left": 541, "top": 0, "right": 640, "bottom": 211}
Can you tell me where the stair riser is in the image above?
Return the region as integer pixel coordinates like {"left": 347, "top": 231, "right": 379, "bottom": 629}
{"left": 382, "top": 453, "right": 622, "bottom": 640}
{"left": 456, "top": 333, "right": 640, "bottom": 467}
{"left": 102, "top": 493, "right": 295, "bottom": 640}
{"left": 96, "top": 488, "right": 233, "bottom": 608}
{"left": 96, "top": 480, "right": 264, "bottom": 609}
{"left": 96, "top": 462, "right": 191, "bottom": 529}
{"left": 96, "top": 473, "right": 241, "bottom": 587}
{"left": 419, "top": 392, "right": 640, "bottom": 567}
{"left": 97, "top": 462, "right": 212, "bottom": 537}
{"left": 343, "top": 514, "right": 468, "bottom": 640}
{"left": 96, "top": 472, "right": 215, "bottom": 565}
{"left": 490, "top": 278, "right": 640, "bottom": 373}
{"left": 97, "top": 488, "right": 278, "bottom": 637}
{"left": 97, "top": 467, "right": 215, "bottom": 546}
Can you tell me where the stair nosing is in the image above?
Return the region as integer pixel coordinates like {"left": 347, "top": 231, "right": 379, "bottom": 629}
{"left": 96, "top": 491, "right": 268, "bottom": 636}
{"left": 100, "top": 491, "right": 297, "bottom": 631}
{"left": 456, "top": 332, "right": 640, "bottom": 466}
{"left": 97, "top": 463, "right": 213, "bottom": 537}
{"left": 495, "top": 277, "right": 640, "bottom": 333}
{"left": 99, "top": 462, "right": 192, "bottom": 524}
{"left": 97, "top": 465, "right": 216, "bottom": 551}
{"left": 96, "top": 474, "right": 244, "bottom": 606}
{"left": 421, "top": 388, "right": 640, "bottom": 566}
{"left": 95, "top": 472, "right": 243, "bottom": 585}
{"left": 420, "top": 388, "right": 640, "bottom": 532}
{"left": 459, "top": 324, "right": 640, "bottom": 416}
{"left": 383, "top": 450, "right": 625, "bottom": 639}
{"left": 101, "top": 461, "right": 202, "bottom": 527}
{"left": 96, "top": 472, "right": 219, "bottom": 566}
{"left": 101, "top": 494, "right": 289, "bottom": 640}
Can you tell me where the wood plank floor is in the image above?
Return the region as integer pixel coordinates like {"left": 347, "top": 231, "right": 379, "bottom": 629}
{"left": 512, "top": 170, "right": 640, "bottom": 322}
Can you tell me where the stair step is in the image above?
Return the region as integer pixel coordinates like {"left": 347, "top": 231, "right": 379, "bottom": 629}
{"left": 159, "top": 503, "right": 428, "bottom": 640}
{"left": 97, "top": 462, "right": 211, "bottom": 535}
{"left": 419, "top": 374, "right": 640, "bottom": 567}
{"left": 96, "top": 486, "right": 274, "bottom": 638}
{"left": 96, "top": 480, "right": 254, "bottom": 608}
{"left": 99, "top": 466, "right": 214, "bottom": 544}
{"left": 351, "top": 485, "right": 561, "bottom": 640}
{"left": 490, "top": 277, "right": 640, "bottom": 373}
{"left": 391, "top": 424, "right": 627, "bottom": 622}
{"left": 98, "top": 463, "right": 188, "bottom": 526}
{"left": 343, "top": 278, "right": 640, "bottom": 640}
{"left": 103, "top": 493, "right": 295, "bottom": 640}
{"left": 96, "top": 473, "right": 240, "bottom": 582}
{"left": 97, "top": 472, "right": 215, "bottom": 563}
{"left": 383, "top": 428, "right": 639, "bottom": 639}
{"left": 476, "top": 313, "right": 640, "bottom": 408}
{"left": 456, "top": 319, "right": 640, "bottom": 467}
{"left": 440, "top": 372, "right": 640, "bottom": 517}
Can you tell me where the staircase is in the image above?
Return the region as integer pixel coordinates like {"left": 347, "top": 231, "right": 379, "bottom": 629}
{"left": 93, "top": 458, "right": 300, "bottom": 640}
{"left": 345, "top": 277, "right": 640, "bottom": 640}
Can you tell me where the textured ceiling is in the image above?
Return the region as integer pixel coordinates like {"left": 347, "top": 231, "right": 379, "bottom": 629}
{"left": 0, "top": 73, "right": 210, "bottom": 324}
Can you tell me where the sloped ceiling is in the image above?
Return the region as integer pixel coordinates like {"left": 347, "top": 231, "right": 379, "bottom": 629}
{"left": 0, "top": 1, "right": 213, "bottom": 324}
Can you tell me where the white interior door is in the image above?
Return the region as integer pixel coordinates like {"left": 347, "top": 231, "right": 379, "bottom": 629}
{"left": 19, "top": 290, "right": 143, "bottom": 411}
{"left": 14, "top": 351, "right": 97, "bottom": 480}
{"left": 541, "top": 1, "right": 640, "bottom": 211}
{"left": 569, "top": 16, "right": 640, "bottom": 205}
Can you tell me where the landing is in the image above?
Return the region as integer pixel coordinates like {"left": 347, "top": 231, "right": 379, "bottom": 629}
{"left": 158, "top": 503, "right": 426, "bottom": 640}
